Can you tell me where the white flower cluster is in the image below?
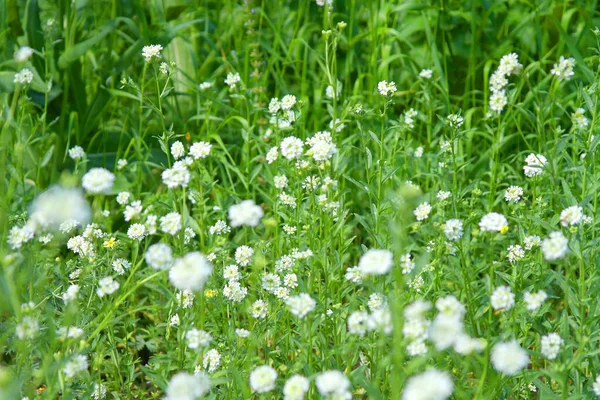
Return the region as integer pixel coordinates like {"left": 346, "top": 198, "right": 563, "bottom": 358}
{"left": 489, "top": 53, "right": 522, "bottom": 113}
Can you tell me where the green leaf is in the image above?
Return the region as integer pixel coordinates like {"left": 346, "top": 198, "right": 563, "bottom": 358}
{"left": 58, "top": 19, "right": 118, "bottom": 69}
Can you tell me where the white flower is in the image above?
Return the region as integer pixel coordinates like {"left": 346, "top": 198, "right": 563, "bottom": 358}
{"left": 249, "top": 365, "right": 278, "bottom": 393}
{"left": 524, "top": 235, "right": 541, "bottom": 250}
{"left": 165, "top": 371, "right": 211, "bottom": 400}
{"left": 162, "top": 161, "right": 190, "bottom": 188}
{"left": 117, "top": 159, "right": 128, "bottom": 169}
{"left": 224, "top": 72, "right": 241, "bottom": 89}
{"left": 479, "top": 212, "right": 508, "bottom": 232}
{"left": 285, "top": 293, "right": 316, "bottom": 318}
{"left": 92, "top": 383, "right": 107, "bottom": 400}
{"left": 523, "top": 153, "right": 547, "bottom": 177}
{"left": 160, "top": 212, "right": 182, "bottom": 235}
{"left": 551, "top": 56, "right": 575, "bottom": 81}
{"left": 199, "top": 81, "right": 213, "bottom": 91}
{"left": 274, "top": 175, "right": 288, "bottom": 189}
{"left": 14, "top": 68, "right": 33, "bottom": 84}
{"left": 419, "top": 69, "right": 433, "bottom": 79}
{"left": 28, "top": 186, "right": 91, "bottom": 231}
{"left": 593, "top": 376, "right": 600, "bottom": 396}
{"left": 97, "top": 276, "right": 119, "bottom": 297}
{"left": 506, "top": 245, "right": 524, "bottom": 263}
{"left": 280, "top": 94, "right": 297, "bottom": 110}
{"left": 62, "top": 284, "right": 80, "bottom": 304}
{"left": 189, "top": 142, "right": 212, "bottom": 159}
{"left": 306, "top": 131, "right": 337, "bottom": 162}
{"left": 228, "top": 199, "right": 264, "bottom": 227}
{"left": 489, "top": 91, "right": 507, "bottom": 113}
{"left": 142, "top": 44, "right": 162, "bottom": 62}
{"left": 541, "top": 231, "right": 568, "bottom": 261}
{"left": 443, "top": 219, "right": 463, "bottom": 241}
{"left": 236, "top": 328, "right": 250, "bottom": 338}
{"left": 402, "top": 369, "right": 454, "bottom": 400}
{"left": 344, "top": 266, "right": 362, "bottom": 283}
{"left": 124, "top": 200, "right": 143, "bottom": 221}
{"left": 171, "top": 141, "right": 185, "bottom": 160}
{"left": 266, "top": 146, "right": 279, "bottom": 164}
{"left": 435, "top": 295, "right": 466, "bottom": 318}
{"left": 112, "top": 258, "right": 130, "bottom": 275}
{"left": 429, "top": 314, "right": 463, "bottom": 350}
{"left": 250, "top": 300, "right": 268, "bottom": 319}
{"left": 560, "top": 206, "right": 584, "bottom": 227}
{"left": 63, "top": 354, "right": 88, "bottom": 379}
{"left": 16, "top": 316, "right": 39, "bottom": 339}
{"left": 414, "top": 202, "right": 432, "bottom": 221}
{"left": 145, "top": 243, "right": 173, "bottom": 270}
{"left": 169, "top": 252, "right": 212, "bottom": 291}
{"left": 116, "top": 191, "right": 131, "bottom": 205}
{"left": 235, "top": 245, "right": 254, "bottom": 266}
{"left": 347, "top": 311, "right": 370, "bottom": 336}
{"left": 504, "top": 186, "right": 523, "bottom": 202}
{"left": 82, "top": 168, "right": 115, "bottom": 194}
{"left": 315, "top": 370, "right": 351, "bottom": 397}
{"left": 280, "top": 136, "right": 304, "bottom": 160}
{"left": 454, "top": 335, "right": 485, "bottom": 355}
{"left": 202, "top": 348, "right": 221, "bottom": 373}
{"left": 572, "top": 107, "right": 589, "bottom": 130}
{"left": 283, "top": 374, "right": 309, "bottom": 400}
{"left": 358, "top": 249, "right": 393, "bottom": 276}
{"left": 68, "top": 146, "right": 85, "bottom": 160}
{"left": 491, "top": 286, "right": 515, "bottom": 311}
{"left": 498, "top": 53, "right": 523, "bottom": 75}
{"left": 127, "top": 223, "right": 146, "bottom": 240}
{"left": 186, "top": 328, "right": 212, "bottom": 349}
{"left": 491, "top": 340, "right": 529, "bottom": 375}
{"left": 209, "top": 220, "right": 231, "bottom": 235}
{"left": 541, "top": 333, "right": 563, "bottom": 360}
{"left": 14, "top": 46, "right": 34, "bottom": 62}
{"left": 377, "top": 80, "right": 397, "bottom": 96}
{"left": 524, "top": 290, "right": 547, "bottom": 311}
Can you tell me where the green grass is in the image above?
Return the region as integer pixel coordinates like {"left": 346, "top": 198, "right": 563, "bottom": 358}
{"left": 2, "top": 0, "right": 600, "bottom": 399}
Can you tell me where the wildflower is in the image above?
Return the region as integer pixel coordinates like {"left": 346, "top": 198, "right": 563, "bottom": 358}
{"left": 436, "top": 295, "right": 466, "bottom": 318}
{"left": 283, "top": 374, "right": 309, "bottom": 400}
{"left": 504, "top": 186, "right": 523, "bottom": 202}
{"left": 186, "top": 329, "right": 212, "bottom": 349}
{"left": 541, "top": 231, "right": 568, "bottom": 261}
{"left": 281, "top": 94, "right": 296, "bottom": 110}
{"left": 199, "top": 82, "right": 213, "bottom": 91}
{"left": 249, "top": 365, "right": 277, "bottom": 394}
{"left": 66, "top": 235, "right": 94, "bottom": 257}
{"left": 68, "top": 146, "right": 85, "bottom": 160}
{"left": 170, "top": 314, "right": 180, "bottom": 326}
{"left": 162, "top": 161, "right": 191, "bottom": 188}
{"left": 523, "top": 154, "right": 547, "bottom": 177}
{"left": 306, "top": 131, "right": 338, "bottom": 162}
{"left": 358, "top": 249, "right": 393, "bottom": 276}
{"left": 572, "top": 107, "right": 589, "bottom": 130}
{"left": 189, "top": 142, "right": 212, "bottom": 159}
{"left": 479, "top": 212, "right": 508, "bottom": 232}
{"left": 141, "top": 44, "right": 163, "bottom": 62}
{"left": 414, "top": 146, "right": 424, "bottom": 158}
{"left": 14, "top": 46, "right": 34, "bottom": 62}
{"left": 160, "top": 212, "right": 182, "bottom": 235}
{"left": 541, "top": 333, "right": 563, "bottom": 360}
{"left": 447, "top": 114, "right": 464, "bottom": 128}
{"left": 280, "top": 136, "right": 304, "bottom": 160}
{"left": 400, "top": 253, "right": 415, "bottom": 274}
{"left": 524, "top": 290, "right": 547, "bottom": 311}
{"left": 224, "top": 72, "right": 241, "bottom": 89}
{"left": 228, "top": 199, "right": 264, "bottom": 227}
{"left": 377, "top": 80, "right": 397, "bottom": 96}
{"left": 437, "top": 191, "right": 451, "bottom": 201}
{"left": 16, "top": 316, "right": 39, "bottom": 339}
{"left": 347, "top": 311, "right": 370, "bottom": 336}
{"left": 560, "top": 206, "right": 584, "bottom": 227}
{"left": 127, "top": 223, "right": 146, "bottom": 240}
{"left": 223, "top": 280, "right": 248, "bottom": 302}
{"left": 92, "top": 383, "right": 107, "bottom": 400}
{"left": 419, "top": 69, "right": 433, "bottom": 79}
{"left": 209, "top": 220, "right": 231, "bottom": 235}
{"left": 454, "top": 335, "right": 485, "bottom": 355}
{"left": 402, "top": 369, "right": 454, "bottom": 400}
{"left": 443, "top": 219, "right": 463, "bottom": 241}
{"left": 224, "top": 265, "right": 240, "bottom": 281}
{"left": 124, "top": 200, "right": 142, "bottom": 221}
{"left": 63, "top": 354, "right": 88, "bottom": 379}
{"left": 489, "top": 92, "right": 508, "bottom": 113}
{"left": 7, "top": 225, "right": 34, "bottom": 249}
{"left": 315, "top": 370, "right": 351, "bottom": 398}
{"left": 413, "top": 202, "right": 432, "bottom": 221}
{"left": 506, "top": 245, "right": 524, "bottom": 263}
{"left": 491, "top": 340, "right": 529, "bottom": 375}
{"left": 117, "top": 159, "right": 128, "bottom": 169}
{"left": 250, "top": 300, "right": 268, "bottom": 319}
{"left": 116, "top": 192, "right": 131, "bottom": 205}
{"left": 266, "top": 146, "right": 279, "bottom": 164}
{"left": 165, "top": 371, "right": 211, "bottom": 400}
{"left": 236, "top": 328, "right": 250, "bottom": 338}
{"left": 145, "top": 243, "right": 173, "bottom": 270}
{"left": 202, "top": 349, "right": 221, "bottom": 373}
{"left": 14, "top": 68, "right": 33, "bottom": 84}
{"left": 169, "top": 252, "right": 213, "bottom": 291}
{"left": 171, "top": 141, "right": 185, "bottom": 160}
{"left": 97, "top": 276, "right": 119, "bottom": 298}
{"left": 551, "top": 56, "right": 575, "bottom": 81}
{"left": 524, "top": 235, "right": 541, "bottom": 250}
{"left": 112, "top": 258, "right": 130, "bottom": 275}
{"left": 235, "top": 245, "right": 254, "bottom": 266}
{"left": 593, "top": 376, "right": 600, "bottom": 396}
{"left": 82, "top": 168, "right": 115, "bottom": 194}
{"left": 491, "top": 286, "right": 515, "bottom": 311}
{"left": 285, "top": 293, "right": 316, "bottom": 318}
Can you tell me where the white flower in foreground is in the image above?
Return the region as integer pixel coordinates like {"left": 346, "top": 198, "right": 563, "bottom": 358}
{"left": 429, "top": 314, "right": 463, "bottom": 350}
{"left": 443, "top": 219, "right": 463, "bottom": 241}
{"left": 280, "top": 136, "right": 304, "bottom": 160}
{"left": 97, "top": 277, "right": 119, "bottom": 298}
{"left": 165, "top": 371, "right": 211, "bottom": 400}
{"left": 523, "top": 290, "right": 547, "bottom": 311}
{"left": 402, "top": 369, "right": 454, "bottom": 400}
{"left": 228, "top": 199, "right": 264, "bottom": 227}
{"left": 285, "top": 293, "right": 316, "bottom": 318}
{"left": 560, "top": 206, "right": 584, "bottom": 227}
{"left": 145, "top": 243, "right": 173, "bottom": 270}
{"left": 283, "top": 374, "right": 309, "bottom": 400}
{"left": 541, "top": 333, "right": 563, "bottom": 360}
{"left": 249, "top": 365, "right": 277, "bottom": 394}
{"left": 142, "top": 44, "right": 162, "bottom": 62}
{"left": 28, "top": 186, "right": 91, "bottom": 231}
{"left": 224, "top": 72, "right": 241, "bottom": 89}
{"left": 169, "top": 252, "right": 212, "bottom": 291}
{"left": 479, "top": 212, "right": 508, "bottom": 233}
{"left": 189, "top": 142, "right": 212, "bottom": 159}
{"left": 315, "top": 370, "right": 351, "bottom": 397}
{"left": 541, "top": 231, "right": 568, "bottom": 261}
{"left": 162, "top": 161, "right": 190, "bottom": 189}
{"left": 523, "top": 153, "right": 547, "bottom": 177}
{"left": 171, "top": 141, "right": 185, "bottom": 160}
{"left": 160, "top": 212, "right": 182, "bottom": 235}
{"left": 414, "top": 202, "right": 432, "bottom": 221}
{"left": 551, "top": 56, "right": 575, "bottom": 81}
{"left": 14, "top": 68, "right": 33, "bottom": 84}
{"left": 491, "top": 340, "right": 529, "bottom": 375}
{"left": 490, "top": 286, "right": 515, "bottom": 311}
{"left": 377, "top": 80, "right": 397, "bottom": 96}
{"left": 82, "top": 168, "right": 115, "bottom": 194}
{"left": 358, "top": 249, "right": 393, "bottom": 276}
{"left": 186, "top": 328, "right": 212, "bottom": 349}
{"left": 235, "top": 245, "right": 254, "bottom": 266}
{"left": 127, "top": 223, "right": 146, "bottom": 240}
{"left": 63, "top": 354, "right": 88, "bottom": 379}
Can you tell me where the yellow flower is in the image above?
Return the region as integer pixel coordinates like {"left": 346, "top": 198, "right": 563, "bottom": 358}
{"left": 499, "top": 225, "right": 509, "bottom": 234}
{"left": 205, "top": 289, "right": 217, "bottom": 298}
{"left": 103, "top": 237, "right": 117, "bottom": 249}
